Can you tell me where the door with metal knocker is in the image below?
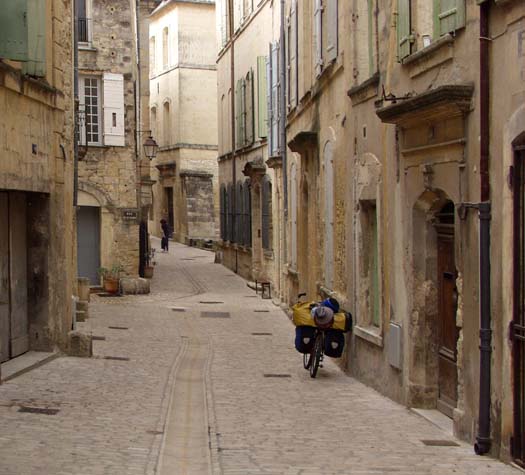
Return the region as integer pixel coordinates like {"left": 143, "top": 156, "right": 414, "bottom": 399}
{"left": 0, "top": 191, "right": 29, "bottom": 363}
{"left": 512, "top": 146, "right": 525, "bottom": 467}
{"left": 435, "top": 202, "right": 459, "bottom": 418}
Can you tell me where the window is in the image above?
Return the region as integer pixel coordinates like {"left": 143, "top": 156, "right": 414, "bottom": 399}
{"left": 268, "top": 42, "right": 280, "bottom": 156}
{"left": 163, "top": 101, "right": 170, "bottom": 146}
{"left": 78, "top": 73, "right": 125, "bottom": 147}
{"left": 220, "top": 185, "right": 227, "bottom": 240}
{"left": 262, "top": 176, "right": 273, "bottom": 251}
{"left": 77, "top": 0, "right": 92, "bottom": 44}
{"left": 79, "top": 76, "right": 102, "bottom": 145}
{"left": 314, "top": 0, "right": 338, "bottom": 77}
{"left": 354, "top": 0, "right": 377, "bottom": 82}
{"left": 162, "top": 27, "right": 169, "bottom": 70}
{"left": 218, "top": 0, "right": 230, "bottom": 49}
{"left": 227, "top": 183, "right": 234, "bottom": 241}
{"left": 150, "top": 106, "right": 157, "bottom": 142}
{"left": 149, "top": 36, "right": 156, "bottom": 75}
{"left": 397, "top": 0, "right": 466, "bottom": 61}
{"left": 235, "top": 70, "right": 254, "bottom": 149}
{"left": 286, "top": 0, "right": 298, "bottom": 110}
{"left": 290, "top": 163, "right": 298, "bottom": 268}
{"left": 242, "top": 181, "right": 252, "bottom": 247}
{"left": 257, "top": 57, "right": 268, "bottom": 138}
{"left": 245, "top": 70, "right": 254, "bottom": 146}
{"left": 360, "top": 200, "right": 380, "bottom": 328}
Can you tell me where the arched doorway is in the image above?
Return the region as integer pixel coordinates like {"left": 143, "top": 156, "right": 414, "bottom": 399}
{"left": 410, "top": 192, "right": 459, "bottom": 417}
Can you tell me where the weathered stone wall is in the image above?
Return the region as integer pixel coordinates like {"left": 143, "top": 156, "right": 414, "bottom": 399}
{"left": 0, "top": 0, "right": 75, "bottom": 352}
{"left": 77, "top": 0, "right": 140, "bottom": 277}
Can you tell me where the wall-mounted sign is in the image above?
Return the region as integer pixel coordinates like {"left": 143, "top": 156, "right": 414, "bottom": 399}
{"left": 121, "top": 208, "right": 139, "bottom": 221}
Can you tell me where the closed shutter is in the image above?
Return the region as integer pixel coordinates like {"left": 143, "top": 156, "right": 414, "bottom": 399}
{"left": 235, "top": 79, "right": 241, "bottom": 149}
{"left": 243, "top": 182, "right": 252, "bottom": 246}
{"left": 257, "top": 56, "right": 268, "bottom": 138}
{"left": 266, "top": 48, "right": 273, "bottom": 151}
{"left": 397, "top": 0, "right": 412, "bottom": 61}
{"left": 314, "top": 0, "right": 323, "bottom": 77}
{"left": 325, "top": 0, "right": 338, "bottom": 63}
{"left": 220, "top": 186, "right": 226, "bottom": 240}
{"left": 262, "top": 177, "right": 272, "bottom": 250}
{"left": 0, "top": 0, "right": 28, "bottom": 62}
{"left": 23, "top": 0, "right": 46, "bottom": 77}
{"left": 240, "top": 78, "right": 247, "bottom": 146}
{"left": 235, "top": 182, "right": 242, "bottom": 243}
{"left": 228, "top": 184, "right": 234, "bottom": 241}
{"left": 220, "top": 0, "right": 228, "bottom": 47}
{"left": 103, "top": 73, "right": 125, "bottom": 146}
{"left": 246, "top": 70, "right": 254, "bottom": 145}
{"left": 434, "top": 0, "right": 466, "bottom": 37}
{"left": 289, "top": 0, "right": 298, "bottom": 108}
{"left": 270, "top": 42, "right": 280, "bottom": 156}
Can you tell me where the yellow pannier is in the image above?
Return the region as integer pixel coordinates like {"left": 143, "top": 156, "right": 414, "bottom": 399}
{"left": 292, "top": 301, "right": 350, "bottom": 331}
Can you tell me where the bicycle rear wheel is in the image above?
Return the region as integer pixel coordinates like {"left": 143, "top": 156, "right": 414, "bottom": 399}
{"left": 309, "top": 333, "right": 323, "bottom": 378}
{"left": 303, "top": 351, "right": 313, "bottom": 369}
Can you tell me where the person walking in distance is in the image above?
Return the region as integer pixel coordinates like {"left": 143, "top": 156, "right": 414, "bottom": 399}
{"left": 160, "top": 219, "right": 170, "bottom": 252}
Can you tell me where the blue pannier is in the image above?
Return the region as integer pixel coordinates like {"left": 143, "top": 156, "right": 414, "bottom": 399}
{"left": 324, "top": 329, "right": 345, "bottom": 358}
{"left": 295, "top": 326, "right": 316, "bottom": 354}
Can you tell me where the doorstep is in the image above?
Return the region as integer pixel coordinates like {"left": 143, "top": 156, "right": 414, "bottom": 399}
{"left": 411, "top": 408, "right": 454, "bottom": 436}
{"left": 1, "top": 351, "right": 59, "bottom": 383}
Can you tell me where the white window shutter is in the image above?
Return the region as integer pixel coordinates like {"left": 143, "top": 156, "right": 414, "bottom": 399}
{"left": 326, "top": 0, "right": 338, "bottom": 63}
{"left": 103, "top": 72, "right": 125, "bottom": 147}
{"left": 267, "top": 46, "right": 273, "bottom": 153}
{"left": 314, "top": 0, "right": 323, "bottom": 77}
{"left": 271, "top": 42, "right": 280, "bottom": 155}
{"left": 290, "top": 0, "right": 298, "bottom": 108}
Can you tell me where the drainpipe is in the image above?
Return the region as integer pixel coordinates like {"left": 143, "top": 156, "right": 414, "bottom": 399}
{"left": 279, "top": 0, "right": 287, "bottom": 300}
{"left": 73, "top": 0, "right": 79, "bottom": 207}
{"left": 228, "top": 0, "right": 238, "bottom": 273}
{"left": 475, "top": 0, "right": 492, "bottom": 456}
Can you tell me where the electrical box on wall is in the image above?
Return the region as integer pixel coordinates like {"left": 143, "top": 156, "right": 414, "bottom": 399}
{"left": 387, "top": 322, "right": 403, "bottom": 370}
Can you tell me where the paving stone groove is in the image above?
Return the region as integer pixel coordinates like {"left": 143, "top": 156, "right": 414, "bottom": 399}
{"left": 0, "top": 240, "right": 520, "bottom": 474}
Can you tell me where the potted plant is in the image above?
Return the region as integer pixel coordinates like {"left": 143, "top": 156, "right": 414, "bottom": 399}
{"left": 98, "top": 265, "right": 124, "bottom": 294}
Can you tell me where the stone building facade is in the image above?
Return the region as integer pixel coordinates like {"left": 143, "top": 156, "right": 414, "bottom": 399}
{"left": 0, "top": 0, "right": 75, "bottom": 361}
{"left": 276, "top": 0, "right": 524, "bottom": 466}
{"left": 216, "top": 0, "right": 283, "bottom": 290}
{"left": 149, "top": 0, "right": 218, "bottom": 244}
{"left": 76, "top": 0, "right": 154, "bottom": 284}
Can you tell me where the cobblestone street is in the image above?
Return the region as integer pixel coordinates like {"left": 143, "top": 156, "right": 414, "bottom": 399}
{"left": 0, "top": 241, "right": 521, "bottom": 475}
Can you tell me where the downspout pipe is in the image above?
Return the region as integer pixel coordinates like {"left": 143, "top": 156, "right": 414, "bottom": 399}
{"left": 280, "top": 0, "right": 287, "bottom": 214}
{"left": 73, "top": 0, "right": 79, "bottom": 207}
{"left": 475, "top": 0, "right": 492, "bottom": 456}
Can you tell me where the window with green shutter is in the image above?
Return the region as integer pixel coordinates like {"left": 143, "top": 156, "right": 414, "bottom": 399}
{"left": 0, "top": 0, "right": 29, "bottom": 62}
{"left": 245, "top": 70, "right": 254, "bottom": 146}
{"left": 397, "top": 0, "right": 412, "bottom": 61}
{"left": 433, "top": 0, "right": 465, "bottom": 38}
{"left": 257, "top": 56, "right": 268, "bottom": 138}
{"left": 22, "top": 0, "right": 47, "bottom": 77}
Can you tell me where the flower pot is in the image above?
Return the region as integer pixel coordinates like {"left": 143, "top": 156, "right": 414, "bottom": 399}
{"left": 103, "top": 277, "right": 119, "bottom": 294}
{"left": 144, "top": 266, "right": 154, "bottom": 279}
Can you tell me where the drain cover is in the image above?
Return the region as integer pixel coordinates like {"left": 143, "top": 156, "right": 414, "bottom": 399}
{"left": 421, "top": 440, "right": 460, "bottom": 447}
{"left": 92, "top": 336, "right": 106, "bottom": 341}
{"left": 171, "top": 308, "right": 186, "bottom": 312}
{"left": 19, "top": 406, "right": 59, "bottom": 415}
{"left": 199, "top": 301, "right": 224, "bottom": 304}
{"left": 263, "top": 374, "right": 291, "bottom": 378}
{"left": 254, "top": 310, "right": 269, "bottom": 313}
{"left": 252, "top": 333, "right": 273, "bottom": 336}
{"left": 104, "top": 356, "right": 130, "bottom": 361}
{"left": 108, "top": 326, "right": 129, "bottom": 330}
{"left": 201, "top": 312, "right": 230, "bottom": 318}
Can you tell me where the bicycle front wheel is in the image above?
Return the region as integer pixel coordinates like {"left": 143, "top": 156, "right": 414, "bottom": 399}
{"left": 309, "top": 333, "right": 323, "bottom": 378}
{"left": 303, "top": 351, "right": 313, "bottom": 369}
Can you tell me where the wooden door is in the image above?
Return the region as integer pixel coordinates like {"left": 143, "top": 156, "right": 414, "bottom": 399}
{"left": 8, "top": 192, "right": 28, "bottom": 358}
{"left": 513, "top": 147, "right": 525, "bottom": 467}
{"left": 436, "top": 202, "right": 458, "bottom": 417}
{"left": 0, "top": 192, "right": 9, "bottom": 362}
{"left": 77, "top": 206, "right": 101, "bottom": 286}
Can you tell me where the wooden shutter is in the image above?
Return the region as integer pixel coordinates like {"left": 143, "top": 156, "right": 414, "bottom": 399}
{"left": 257, "top": 56, "right": 268, "bottom": 138}
{"left": 397, "top": 0, "right": 412, "bottom": 61}
{"left": 314, "top": 0, "right": 323, "bottom": 76}
{"left": 246, "top": 70, "right": 254, "bottom": 145}
{"left": 23, "top": 0, "right": 46, "bottom": 77}
{"left": 287, "top": 1, "right": 298, "bottom": 110}
{"left": 235, "top": 79, "right": 241, "bottom": 149}
{"left": 228, "top": 183, "right": 234, "bottom": 241}
{"left": 434, "top": 0, "right": 466, "bottom": 37}
{"left": 270, "top": 42, "right": 280, "bottom": 156}
{"left": 262, "top": 177, "right": 270, "bottom": 250}
{"left": 220, "top": 185, "right": 226, "bottom": 240}
{"left": 266, "top": 48, "right": 273, "bottom": 150}
{"left": 240, "top": 78, "right": 247, "bottom": 147}
{"left": 0, "top": 0, "right": 28, "bottom": 62}
{"left": 325, "top": 0, "right": 338, "bottom": 63}
{"left": 103, "top": 73, "right": 125, "bottom": 147}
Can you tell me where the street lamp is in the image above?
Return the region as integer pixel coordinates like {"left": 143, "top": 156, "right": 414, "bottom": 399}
{"left": 143, "top": 135, "right": 159, "bottom": 160}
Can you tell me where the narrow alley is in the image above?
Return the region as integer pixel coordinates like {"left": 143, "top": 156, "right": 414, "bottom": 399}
{"left": 0, "top": 242, "right": 519, "bottom": 475}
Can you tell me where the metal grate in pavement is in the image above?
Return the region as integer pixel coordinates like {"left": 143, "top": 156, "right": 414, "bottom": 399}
{"left": 171, "top": 308, "right": 186, "bottom": 312}
{"left": 108, "top": 326, "right": 129, "bottom": 330}
{"left": 254, "top": 310, "right": 269, "bottom": 313}
{"left": 92, "top": 336, "right": 106, "bottom": 341}
{"left": 18, "top": 406, "right": 60, "bottom": 415}
{"left": 421, "top": 440, "right": 460, "bottom": 447}
{"left": 104, "top": 356, "right": 130, "bottom": 361}
{"left": 199, "top": 301, "right": 224, "bottom": 304}
{"left": 252, "top": 333, "right": 273, "bottom": 336}
{"left": 263, "top": 374, "right": 291, "bottom": 378}
{"left": 201, "top": 312, "right": 230, "bottom": 318}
